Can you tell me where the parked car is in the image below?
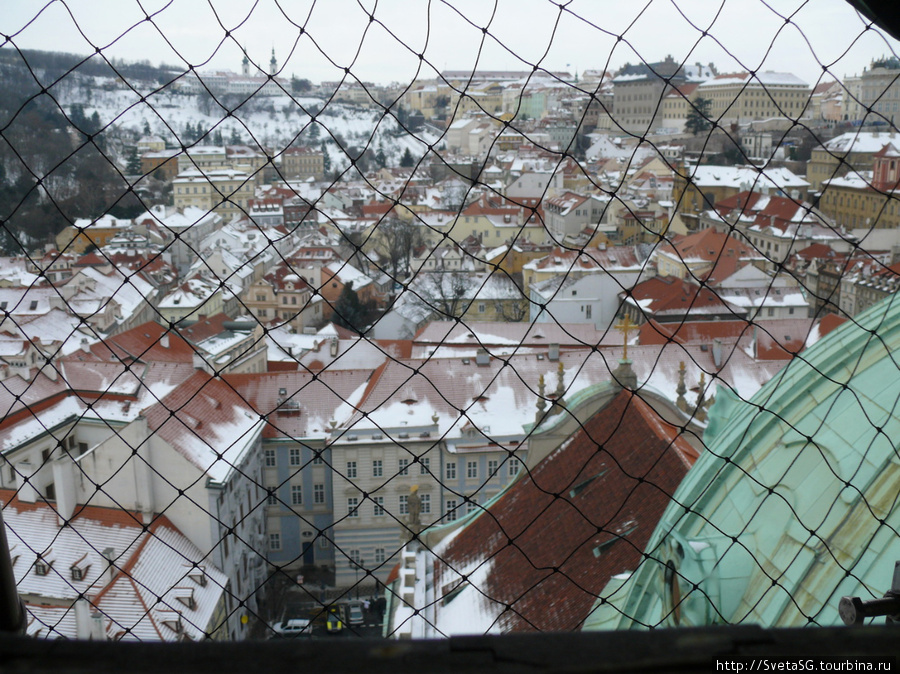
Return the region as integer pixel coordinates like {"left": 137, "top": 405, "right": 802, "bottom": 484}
{"left": 347, "top": 602, "right": 365, "bottom": 626}
{"left": 271, "top": 618, "right": 312, "bottom": 638}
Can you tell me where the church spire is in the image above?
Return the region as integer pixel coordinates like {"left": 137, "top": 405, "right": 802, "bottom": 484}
{"left": 270, "top": 47, "right": 278, "bottom": 76}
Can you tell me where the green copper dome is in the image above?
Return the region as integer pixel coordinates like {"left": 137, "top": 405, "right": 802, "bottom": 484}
{"left": 585, "top": 293, "right": 900, "bottom": 629}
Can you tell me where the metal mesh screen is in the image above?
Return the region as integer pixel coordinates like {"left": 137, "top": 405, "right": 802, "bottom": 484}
{"left": 0, "top": 0, "right": 899, "bottom": 642}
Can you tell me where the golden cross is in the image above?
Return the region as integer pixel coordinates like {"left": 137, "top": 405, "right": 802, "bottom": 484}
{"left": 614, "top": 314, "right": 637, "bottom": 360}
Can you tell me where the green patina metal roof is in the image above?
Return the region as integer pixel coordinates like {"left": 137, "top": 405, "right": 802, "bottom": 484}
{"left": 584, "top": 293, "right": 900, "bottom": 630}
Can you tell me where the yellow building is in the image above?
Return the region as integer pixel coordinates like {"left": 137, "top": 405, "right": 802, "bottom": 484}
{"left": 806, "top": 131, "right": 896, "bottom": 191}
{"left": 658, "top": 83, "right": 700, "bottom": 133}
{"left": 818, "top": 143, "right": 900, "bottom": 230}
{"left": 173, "top": 169, "right": 256, "bottom": 220}
{"left": 56, "top": 215, "right": 137, "bottom": 254}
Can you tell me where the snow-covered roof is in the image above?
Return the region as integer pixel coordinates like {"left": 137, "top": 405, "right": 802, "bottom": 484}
{"left": 4, "top": 492, "right": 227, "bottom": 642}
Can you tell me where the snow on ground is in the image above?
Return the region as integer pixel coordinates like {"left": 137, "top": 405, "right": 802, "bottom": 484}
{"left": 63, "top": 74, "right": 441, "bottom": 168}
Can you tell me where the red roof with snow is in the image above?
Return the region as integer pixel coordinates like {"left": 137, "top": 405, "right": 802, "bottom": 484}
{"left": 656, "top": 229, "right": 759, "bottom": 285}
{"left": 88, "top": 321, "right": 195, "bottom": 363}
{"left": 436, "top": 390, "right": 697, "bottom": 632}
{"left": 624, "top": 276, "right": 746, "bottom": 321}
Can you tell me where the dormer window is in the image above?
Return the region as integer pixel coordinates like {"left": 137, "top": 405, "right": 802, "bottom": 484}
{"left": 161, "top": 616, "right": 183, "bottom": 634}
{"left": 71, "top": 553, "right": 89, "bottom": 581}
{"left": 174, "top": 587, "right": 196, "bottom": 610}
{"left": 187, "top": 566, "right": 208, "bottom": 587}
{"left": 35, "top": 558, "right": 52, "bottom": 576}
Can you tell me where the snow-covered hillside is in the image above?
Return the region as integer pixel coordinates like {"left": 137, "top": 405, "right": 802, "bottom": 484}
{"left": 57, "top": 73, "right": 442, "bottom": 172}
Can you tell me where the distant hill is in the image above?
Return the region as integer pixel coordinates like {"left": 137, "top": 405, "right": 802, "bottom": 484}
{"left": 0, "top": 47, "right": 440, "bottom": 255}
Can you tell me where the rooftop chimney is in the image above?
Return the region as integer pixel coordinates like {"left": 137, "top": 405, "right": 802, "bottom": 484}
{"left": 14, "top": 462, "right": 36, "bottom": 503}
{"left": 548, "top": 343, "right": 560, "bottom": 362}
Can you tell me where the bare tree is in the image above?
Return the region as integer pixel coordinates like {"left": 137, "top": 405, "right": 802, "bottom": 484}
{"left": 371, "top": 217, "right": 427, "bottom": 282}
{"left": 410, "top": 271, "right": 471, "bottom": 320}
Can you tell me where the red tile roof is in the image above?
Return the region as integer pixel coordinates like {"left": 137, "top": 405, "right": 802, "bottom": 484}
{"left": 88, "top": 321, "right": 195, "bottom": 364}
{"left": 639, "top": 318, "right": 813, "bottom": 360}
{"left": 436, "top": 390, "right": 696, "bottom": 632}
{"left": 656, "top": 228, "right": 759, "bottom": 284}
{"left": 714, "top": 191, "right": 811, "bottom": 233}
{"left": 625, "top": 276, "right": 745, "bottom": 321}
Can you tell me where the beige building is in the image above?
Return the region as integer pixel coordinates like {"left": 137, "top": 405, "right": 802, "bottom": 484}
{"left": 173, "top": 169, "right": 256, "bottom": 220}
{"left": 848, "top": 56, "right": 900, "bottom": 123}
{"left": 696, "top": 71, "right": 811, "bottom": 126}
{"left": 281, "top": 146, "right": 325, "bottom": 181}
{"left": 658, "top": 83, "right": 700, "bottom": 133}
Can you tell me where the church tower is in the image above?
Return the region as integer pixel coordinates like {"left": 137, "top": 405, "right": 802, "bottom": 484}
{"left": 242, "top": 53, "right": 250, "bottom": 77}
{"left": 270, "top": 48, "right": 278, "bottom": 76}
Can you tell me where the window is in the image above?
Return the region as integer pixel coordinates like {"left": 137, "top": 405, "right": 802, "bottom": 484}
{"left": 349, "top": 549, "right": 361, "bottom": 565}
{"left": 291, "top": 485, "right": 302, "bottom": 506}
{"left": 398, "top": 458, "right": 409, "bottom": 475}
{"left": 508, "top": 457, "right": 521, "bottom": 476}
{"left": 467, "top": 461, "right": 478, "bottom": 479}
{"left": 267, "top": 490, "right": 278, "bottom": 506}
{"left": 488, "top": 459, "right": 499, "bottom": 477}
{"left": 446, "top": 499, "right": 458, "bottom": 521}
{"left": 421, "top": 493, "right": 431, "bottom": 514}
{"left": 466, "top": 498, "right": 477, "bottom": 514}
{"left": 347, "top": 461, "right": 357, "bottom": 478}
{"left": 313, "top": 453, "right": 324, "bottom": 465}
{"left": 374, "top": 548, "right": 386, "bottom": 565}
{"left": 314, "top": 483, "right": 325, "bottom": 504}
{"left": 372, "top": 459, "right": 383, "bottom": 478}
{"left": 420, "top": 457, "right": 430, "bottom": 475}
{"left": 445, "top": 461, "right": 456, "bottom": 480}
{"left": 35, "top": 560, "right": 50, "bottom": 576}
{"left": 71, "top": 566, "right": 84, "bottom": 581}
{"left": 264, "top": 449, "right": 276, "bottom": 467}
{"left": 289, "top": 448, "right": 301, "bottom": 466}
{"left": 399, "top": 494, "right": 409, "bottom": 515}
{"left": 477, "top": 303, "right": 486, "bottom": 313}
{"left": 373, "top": 496, "right": 384, "bottom": 516}
{"left": 348, "top": 497, "right": 359, "bottom": 517}
{"left": 269, "top": 533, "right": 282, "bottom": 551}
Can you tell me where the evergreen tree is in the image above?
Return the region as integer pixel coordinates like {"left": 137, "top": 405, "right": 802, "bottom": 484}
{"left": 331, "top": 281, "right": 366, "bottom": 333}
{"left": 400, "top": 147, "right": 414, "bottom": 168}
{"left": 126, "top": 146, "right": 142, "bottom": 175}
{"left": 685, "top": 97, "right": 713, "bottom": 136}
{"left": 375, "top": 148, "right": 387, "bottom": 168}
{"left": 142, "top": 119, "right": 152, "bottom": 136}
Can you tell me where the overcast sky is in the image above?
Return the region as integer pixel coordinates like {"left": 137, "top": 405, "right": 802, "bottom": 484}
{"left": 3, "top": 0, "right": 899, "bottom": 87}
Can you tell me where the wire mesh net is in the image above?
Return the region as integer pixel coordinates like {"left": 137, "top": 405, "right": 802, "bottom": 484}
{"left": 0, "top": 0, "right": 899, "bottom": 642}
